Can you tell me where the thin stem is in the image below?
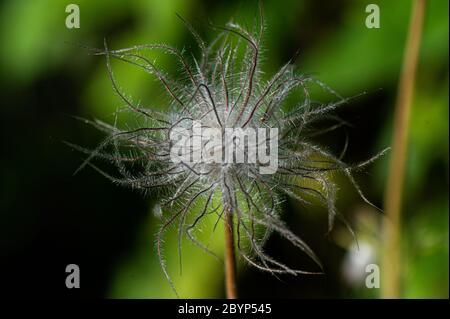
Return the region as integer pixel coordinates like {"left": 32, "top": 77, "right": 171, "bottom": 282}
{"left": 382, "top": 0, "right": 426, "bottom": 299}
{"left": 224, "top": 209, "right": 238, "bottom": 299}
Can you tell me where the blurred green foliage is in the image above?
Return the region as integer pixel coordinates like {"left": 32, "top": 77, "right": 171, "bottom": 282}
{"left": 0, "top": 0, "right": 447, "bottom": 298}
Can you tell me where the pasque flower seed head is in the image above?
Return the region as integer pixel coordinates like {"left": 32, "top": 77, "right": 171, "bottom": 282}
{"left": 70, "top": 6, "right": 388, "bottom": 296}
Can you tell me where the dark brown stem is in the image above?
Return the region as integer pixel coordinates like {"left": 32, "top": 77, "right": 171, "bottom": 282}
{"left": 224, "top": 209, "right": 238, "bottom": 299}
